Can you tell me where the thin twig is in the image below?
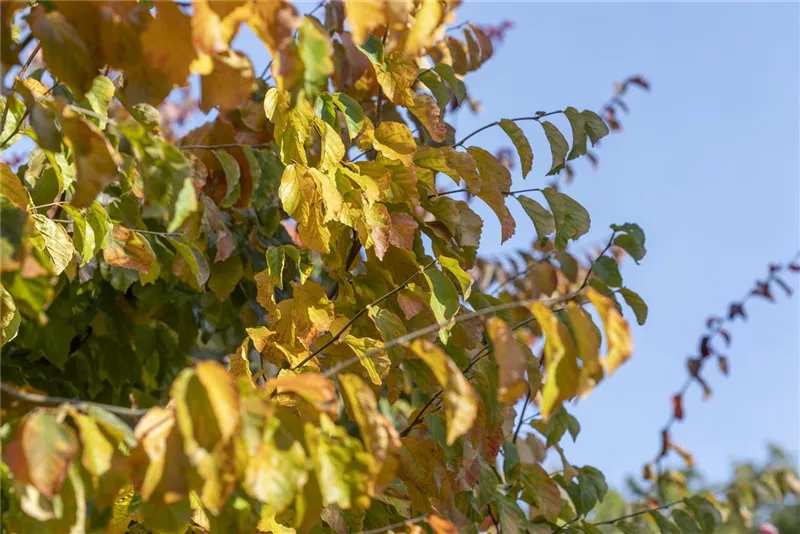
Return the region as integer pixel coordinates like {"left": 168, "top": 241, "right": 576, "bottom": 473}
{"left": 429, "top": 186, "right": 542, "bottom": 199}
{"left": 454, "top": 111, "right": 563, "bottom": 148}
{"left": 513, "top": 391, "right": 532, "bottom": 443}
{"left": 553, "top": 515, "right": 582, "bottom": 533}
{"left": 593, "top": 500, "right": 682, "bottom": 526}
{"left": 0, "top": 42, "right": 41, "bottom": 143}
{"left": 0, "top": 382, "right": 147, "bottom": 423}
{"left": 292, "top": 260, "right": 438, "bottom": 370}
{"left": 399, "top": 390, "right": 442, "bottom": 437}
{"left": 487, "top": 504, "right": 501, "bottom": 533}
{"left": 134, "top": 229, "right": 183, "bottom": 237}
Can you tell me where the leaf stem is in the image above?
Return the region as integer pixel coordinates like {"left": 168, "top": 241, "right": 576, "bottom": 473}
{"left": 592, "top": 500, "right": 682, "bottom": 526}
{"left": 354, "top": 515, "right": 429, "bottom": 534}
{"left": 0, "top": 42, "right": 42, "bottom": 145}
{"left": 513, "top": 391, "right": 532, "bottom": 443}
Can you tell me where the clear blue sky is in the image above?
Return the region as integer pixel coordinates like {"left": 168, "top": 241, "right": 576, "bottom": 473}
{"left": 441, "top": 1, "right": 799, "bottom": 488}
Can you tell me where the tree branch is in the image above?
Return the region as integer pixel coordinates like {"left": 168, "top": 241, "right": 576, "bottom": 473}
{"left": 513, "top": 391, "right": 532, "bottom": 443}
{"left": 0, "top": 382, "right": 147, "bottom": 423}
{"left": 355, "top": 515, "right": 429, "bottom": 534}
{"left": 292, "top": 260, "right": 438, "bottom": 370}
{"left": 0, "top": 42, "right": 41, "bottom": 146}
{"left": 592, "top": 500, "right": 682, "bottom": 526}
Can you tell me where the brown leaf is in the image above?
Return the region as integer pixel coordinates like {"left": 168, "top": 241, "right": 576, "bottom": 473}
{"left": 717, "top": 355, "right": 729, "bottom": 376}
{"left": 728, "top": 302, "right": 747, "bottom": 321}
{"left": 103, "top": 226, "right": 154, "bottom": 273}
{"left": 4, "top": 411, "right": 78, "bottom": 499}
{"left": 428, "top": 515, "right": 459, "bottom": 534}
{"left": 200, "top": 49, "right": 255, "bottom": 113}
{"left": 141, "top": 2, "right": 198, "bottom": 86}
{"left": 264, "top": 372, "right": 337, "bottom": 416}
{"left": 671, "top": 394, "right": 684, "bottom": 421}
{"left": 486, "top": 317, "right": 527, "bottom": 404}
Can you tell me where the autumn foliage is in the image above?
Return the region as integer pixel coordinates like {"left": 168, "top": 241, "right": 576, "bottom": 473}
{"left": 0, "top": 2, "right": 797, "bottom": 534}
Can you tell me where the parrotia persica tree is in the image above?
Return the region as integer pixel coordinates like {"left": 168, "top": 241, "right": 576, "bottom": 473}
{"left": 0, "top": 2, "right": 797, "bottom": 534}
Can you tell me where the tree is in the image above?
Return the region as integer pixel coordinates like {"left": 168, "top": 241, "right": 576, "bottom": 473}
{"left": 0, "top": 2, "right": 795, "bottom": 533}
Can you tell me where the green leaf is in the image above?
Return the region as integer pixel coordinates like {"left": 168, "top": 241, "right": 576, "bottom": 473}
{"left": 62, "top": 205, "right": 96, "bottom": 266}
{"left": 542, "top": 188, "right": 590, "bottom": 251}
{"left": 684, "top": 496, "right": 721, "bottom": 533}
{"left": 208, "top": 255, "right": 243, "bottom": 300}
{"left": 611, "top": 223, "right": 647, "bottom": 263}
{"left": 81, "top": 75, "right": 115, "bottom": 129}
{"left": 516, "top": 195, "right": 555, "bottom": 239}
{"left": 564, "top": 107, "right": 587, "bottom": 161}
{"left": 499, "top": 119, "right": 533, "bottom": 178}
{"left": 168, "top": 237, "right": 210, "bottom": 288}
{"left": 541, "top": 120, "right": 569, "bottom": 176}
{"left": 582, "top": 110, "right": 610, "bottom": 146}
{"left": 168, "top": 177, "right": 198, "bottom": 232}
{"left": 592, "top": 256, "right": 622, "bottom": 288}
{"left": 619, "top": 288, "right": 648, "bottom": 325}
{"left": 423, "top": 267, "right": 460, "bottom": 343}
{"left": 368, "top": 306, "right": 408, "bottom": 366}
{"left": 650, "top": 510, "right": 680, "bottom": 534}
{"left": 31, "top": 214, "right": 73, "bottom": 275}
{"left": 331, "top": 92, "right": 366, "bottom": 141}
{"left": 214, "top": 149, "right": 241, "bottom": 208}
{"left": 304, "top": 414, "right": 372, "bottom": 509}
{"left": 298, "top": 16, "right": 333, "bottom": 99}
{"left": 418, "top": 69, "right": 452, "bottom": 111}
{"left": 438, "top": 255, "right": 473, "bottom": 300}
{"left": 86, "top": 200, "right": 113, "bottom": 250}
{"left": 432, "top": 63, "right": 465, "bottom": 104}
{"left": 314, "top": 92, "right": 338, "bottom": 129}
{"left": 671, "top": 509, "right": 702, "bottom": 534}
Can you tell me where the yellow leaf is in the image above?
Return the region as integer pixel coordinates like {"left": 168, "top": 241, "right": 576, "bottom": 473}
{"left": 30, "top": 215, "right": 73, "bottom": 276}
{"left": 373, "top": 121, "right": 416, "bottom": 166}
{"left": 409, "top": 339, "right": 477, "bottom": 445}
{"left": 428, "top": 514, "right": 459, "bottom": 534}
{"left": 486, "top": 317, "right": 528, "bottom": 404}
{"left": 529, "top": 302, "right": 579, "bottom": 420}
{"left": 264, "top": 372, "right": 337, "bottom": 417}
{"left": 228, "top": 337, "right": 253, "bottom": 385}
{"left": 248, "top": 1, "right": 300, "bottom": 88}
{"left": 290, "top": 279, "right": 335, "bottom": 349}
{"left": 404, "top": 0, "right": 447, "bottom": 58}
{"left": 200, "top": 49, "right": 255, "bottom": 112}
{"left": 191, "top": 1, "right": 250, "bottom": 57}
{"left": 339, "top": 374, "right": 402, "bottom": 495}
{"left": 315, "top": 118, "right": 345, "bottom": 172}
{"left": 279, "top": 164, "right": 335, "bottom": 254}
{"left": 468, "top": 146, "right": 516, "bottom": 243}
{"left": 129, "top": 408, "right": 190, "bottom": 504}
{"left": 60, "top": 110, "right": 122, "bottom": 208}
{"left": 586, "top": 287, "right": 634, "bottom": 376}
{"left": 565, "top": 302, "right": 604, "bottom": 397}
{"left": 141, "top": 2, "right": 198, "bottom": 86}
{"left": 363, "top": 200, "right": 392, "bottom": 260}
{"left": 0, "top": 162, "right": 30, "bottom": 209}
{"left": 408, "top": 94, "right": 447, "bottom": 142}
{"left": 103, "top": 226, "right": 154, "bottom": 274}
{"left": 344, "top": 0, "right": 413, "bottom": 45}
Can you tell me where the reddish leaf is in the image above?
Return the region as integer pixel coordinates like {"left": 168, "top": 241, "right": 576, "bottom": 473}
{"left": 699, "top": 336, "right": 712, "bottom": 358}
{"left": 718, "top": 329, "right": 731, "bottom": 346}
{"left": 671, "top": 394, "right": 684, "bottom": 421}
{"left": 768, "top": 263, "right": 780, "bottom": 273}
{"left": 728, "top": 302, "right": 747, "bottom": 321}
{"left": 627, "top": 75, "right": 650, "bottom": 91}
{"left": 696, "top": 375, "right": 712, "bottom": 400}
{"left": 788, "top": 263, "right": 800, "bottom": 272}
{"left": 686, "top": 357, "right": 701, "bottom": 378}
{"left": 717, "top": 355, "right": 729, "bottom": 376}
{"left": 705, "top": 316, "right": 722, "bottom": 328}
{"left": 659, "top": 429, "right": 670, "bottom": 458}
{"left": 751, "top": 281, "right": 773, "bottom": 301}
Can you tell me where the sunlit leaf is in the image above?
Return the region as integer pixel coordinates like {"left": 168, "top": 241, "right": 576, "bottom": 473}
{"left": 499, "top": 119, "right": 533, "bottom": 178}
{"left": 31, "top": 214, "right": 73, "bottom": 275}
{"left": 409, "top": 339, "right": 477, "bottom": 445}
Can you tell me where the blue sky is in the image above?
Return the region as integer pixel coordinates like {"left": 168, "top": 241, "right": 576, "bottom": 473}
{"left": 439, "top": 1, "right": 799, "bottom": 487}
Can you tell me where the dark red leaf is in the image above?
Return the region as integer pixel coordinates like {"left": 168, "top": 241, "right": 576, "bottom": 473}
{"left": 717, "top": 355, "right": 729, "bottom": 376}
{"left": 699, "top": 336, "right": 712, "bottom": 358}
{"left": 627, "top": 75, "right": 650, "bottom": 91}
{"left": 705, "top": 316, "right": 723, "bottom": 328}
{"left": 728, "top": 302, "right": 747, "bottom": 321}
{"left": 774, "top": 276, "right": 793, "bottom": 296}
{"left": 788, "top": 263, "right": 800, "bottom": 272}
{"left": 769, "top": 263, "right": 780, "bottom": 273}
{"left": 751, "top": 281, "right": 774, "bottom": 301}
{"left": 671, "top": 394, "right": 684, "bottom": 421}
{"left": 612, "top": 96, "right": 629, "bottom": 114}
{"left": 718, "top": 329, "right": 731, "bottom": 346}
